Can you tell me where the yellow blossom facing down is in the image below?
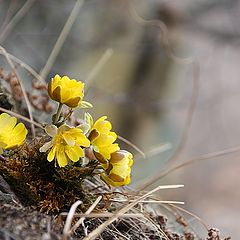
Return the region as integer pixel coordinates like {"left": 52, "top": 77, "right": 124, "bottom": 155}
{"left": 89, "top": 116, "right": 119, "bottom": 161}
{"left": 40, "top": 124, "right": 90, "bottom": 167}
{"left": 101, "top": 150, "right": 133, "bottom": 187}
{"left": 0, "top": 113, "right": 28, "bottom": 154}
{"left": 48, "top": 74, "right": 85, "bottom": 108}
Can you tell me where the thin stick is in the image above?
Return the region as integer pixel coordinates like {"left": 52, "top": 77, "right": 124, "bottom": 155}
{"left": 69, "top": 196, "right": 102, "bottom": 236}
{"left": 140, "top": 145, "right": 240, "bottom": 190}
{"left": 83, "top": 184, "right": 183, "bottom": 240}
{"left": 137, "top": 61, "right": 200, "bottom": 189}
{"left": 60, "top": 213, "right": 143, "bottom": 218}
{"left": 0, "top": 107, "right": 43, "bottom": 129}
{"left": 85, "top": 49, "right": 113, "bottom": 90}
{"left": 40, "top": 0, "right": 84, "bottom": 80}
{"left": 0, "top": 0, "right": 36, "bottom": 43}
{"left": 148, "top": 194, "right": 208, "bottom": 234}
{"left": 110, "top": 199, "right": 184, "bottom": 205}
{"left": 117, "top": 135, "right": 145, "bottom": 158}
{"left": 168, "top": 203, "right": 208, "bottom": 230}
{"left": 0, "top": 46, "right": 35, "bottom": 137}
{"left": 135, "top": 142, "right": 172, "bottom": 161}
{"left": 0, "top": 1, "right": 17, "bottom": 32}
{"left": 0, "top": 49, "right": 45, "bottom": 84}
{"left": 62, "top": 200, "right": 82, "bottom": 240}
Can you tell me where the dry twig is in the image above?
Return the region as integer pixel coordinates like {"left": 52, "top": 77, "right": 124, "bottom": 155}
{"left": 62, "top": 200, "right": 83, "bottom": 240}
{"left": 139, "top": 145, "right": 240, "bottom": 190}
{"left": 85, "top": 48, "right": 113, "bottom": 90}
{"left": 83, "top": 184, "right": 184, "bottom": 240}
{"left": 0, "top": 46, "right": 35, "bottom": 137}
{"left": 0, "top": 106, "right": 43, "bottom": 129}
{"left": 0, "top": 0, "right": 36, "bottom": 43}
{"left": 40, "top": 0, "right": 85, "bottom": 81}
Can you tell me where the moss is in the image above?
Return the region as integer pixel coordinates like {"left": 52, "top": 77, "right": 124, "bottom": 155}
{"left": 0, "top": 137, "right": 99, "bottom": 214}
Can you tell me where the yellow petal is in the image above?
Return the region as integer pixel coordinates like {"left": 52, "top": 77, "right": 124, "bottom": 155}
{"left": 0, "top": 113, "right": 16, "bottom": 131}
{"left": 124, "top": 175, "right": 131, "bottom": 185}
{"left": 65, "top": 97, "right": 81, "bottom": 108}
{"left": 8, "top": 124, "right": 27, "bottom": 147}
{"left": 97, "top": 147, "right": 111, "bottom": 160}
{"left": 57, "top": 151, "right": 68, "bottom": 167}
{"left": 65, "top": 145, "right": 83, "bottom": 162}
{"left": 108, "top": 143, "right": 120, "bottom": 153}
{"left": 63, "top": 134, "right": 75, "bottom": 146}
{"left": 52, "top": 74, "right": 61, "bottom": 89}
{"left": 75, "top": 135, "right": 90, "bottom": 147}
{"left": 101, "top": 173, "right": 125, "bottom": 187}
{"left": 47, "top": 146, "right": 56, "bottom": 161}
{"left": 93, "top": 134, "right": 114, "bottom": 147}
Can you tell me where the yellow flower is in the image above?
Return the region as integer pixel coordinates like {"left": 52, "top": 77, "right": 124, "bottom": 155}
{"left": 48, "top": 74, "right": 85, "bottom": 108}
{"left": 0, "top": 113, "right": 28, "bottom": 154}
{"left": 101, "top": 150, "right": 133, "bottom": 187}
{"left": 89, "top": 116, "right": 119, "bottom": 161}
{"left": 40, "top": 124, "right": 90, "bottom": 167}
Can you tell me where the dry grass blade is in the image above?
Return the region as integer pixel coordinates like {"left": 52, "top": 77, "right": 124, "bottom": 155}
{"left": 60, "top": 213, "right": 143, "bottom": 218}
{"left": 140, "top": 145, "right": 240, "bottom": 190}
{"left": 83, "top": 184, "right": 184, "bottom": 240}
{"left": 117, "top": 135, "right": 145, "bottom": 158}
{"left": 0, "top": 1, "right": 16, "bottom": 32}
{"left": 85, "top": 48, "right": 113, "bottom": 90}
{"left": 40, "top": 0, "right": 85, "bottom": 81}
{"left": 136, "top": 61, "right": 200, "bottom": 189}
{"left": 0, "top": 46, "right": 35, "bottom": 137}
{"left": 0, "top": 106, "right": 43, "bottom": 129}
{"left": 135, "top": 142, "right": 172, "bottom": 161}
{"left": 110, "top": 199, "right": 184, "bottom": 205}
{"left": 0, "top": 50, "right": 45, "bottom": 84}
{"left": 62, "top": 200, "right": 82, "bottom": 240}
{"left": 0, "top": 0, "right": 36, "bottom": 43}
{"left": 168, "top": 203, "right": 208, "bottom": 230}
{"left": 69, "top": 196, "right": 102, "bottom": 237}
{"left": 138, "top": 211, "right": 170, "bottom": 240}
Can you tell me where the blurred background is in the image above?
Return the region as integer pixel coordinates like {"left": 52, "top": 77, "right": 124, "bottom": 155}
{"left": 0, "top": 0, "right": 240, "bottom": 238}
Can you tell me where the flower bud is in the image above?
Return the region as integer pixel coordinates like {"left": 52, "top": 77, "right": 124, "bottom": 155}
{"left": 101, "top": 150, "right": 133, "bottom": 187}
{"left": 48, "top": 74, "right": 84, "bottom": 108}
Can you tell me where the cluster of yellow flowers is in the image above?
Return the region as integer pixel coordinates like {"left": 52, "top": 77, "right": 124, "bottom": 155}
{"left": 0, "top": 74, "right": 133, "bottom": 187}
{"left": 40, "top": 74, "right": 133, "bottom": 187}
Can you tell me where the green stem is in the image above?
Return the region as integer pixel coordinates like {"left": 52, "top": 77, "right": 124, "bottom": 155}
{"left": 53, "top": 103, "right": 63, "bottom": 125}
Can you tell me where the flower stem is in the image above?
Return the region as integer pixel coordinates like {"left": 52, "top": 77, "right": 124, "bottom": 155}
{"left": 64, "top": 108, "right": 73, "bottom": 121}
{"left": 53, "top": 103, "right": 63, "bottom": 125}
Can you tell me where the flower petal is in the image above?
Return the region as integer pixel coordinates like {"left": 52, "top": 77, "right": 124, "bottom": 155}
{"left": 63, "top": 134, "right": 75, "bottom": 146}
{"left": 47, "top": 146, "right": 56, "bottom": 161}
{"left": 65, "top": 97, "right": 81, "bottom": 108}
{"left": 45, "top": 124, "right": 58, "bottom": 137}
{"left": 39, "top": 141, "right": 53, "bottom": 152}
{"left": 52, "top": 86, "right": 61, "bottom": 102}
{"left": 57, "top": 151, "right": 68, "bottom": 167}
{"left": 65, "top": 145, "right": 83, "bottom": 162}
